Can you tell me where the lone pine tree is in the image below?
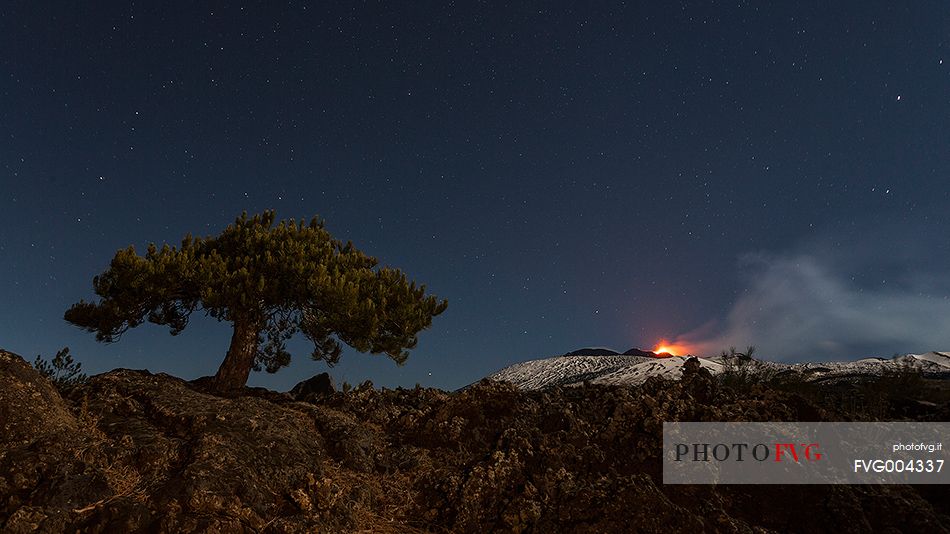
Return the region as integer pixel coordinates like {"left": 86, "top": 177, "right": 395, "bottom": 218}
{"left": 65, "top": 211, "right": 447, "bottom": 395}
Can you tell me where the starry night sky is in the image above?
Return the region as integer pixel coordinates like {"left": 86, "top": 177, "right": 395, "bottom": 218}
{"left": 3, "top": 1, "right": 950, "bottom": 391}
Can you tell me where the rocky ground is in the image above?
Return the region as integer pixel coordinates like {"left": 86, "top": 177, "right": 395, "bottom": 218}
{"left": 2, "top": 348, "right": 948, "bottom": 533}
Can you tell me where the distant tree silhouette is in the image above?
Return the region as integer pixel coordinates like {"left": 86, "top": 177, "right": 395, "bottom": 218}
{"left": 32, "top": 347, "right": 87, "bottom": 390}
{"left": 720, "top": 345, "right": 756, "bottom": 362}
{"left": 65, "top": 211, "right": 447, "bottom": 395}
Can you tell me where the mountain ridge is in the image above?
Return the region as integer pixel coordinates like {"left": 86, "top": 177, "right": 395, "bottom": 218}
{"left": 486, "top": 350, "right": 950, "bottom": 390}
{"left": 564, "top": 347, "right": 681, "bottom": 358}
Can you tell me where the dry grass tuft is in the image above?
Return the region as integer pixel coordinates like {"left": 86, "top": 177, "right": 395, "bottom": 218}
{"left": 71, "top": 394, "right": 148, "bottom": 510}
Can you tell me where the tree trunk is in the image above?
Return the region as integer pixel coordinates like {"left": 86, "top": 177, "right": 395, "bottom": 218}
{"left": 211, "top": 316, "right": 259, "bottom": 395}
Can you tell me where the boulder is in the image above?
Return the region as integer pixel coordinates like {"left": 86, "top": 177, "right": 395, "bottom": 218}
{"left": 290, "top": 372, "right": 336, "bottom": 400}
{"left": 0, "top": 349, "right": 78, "bottom": 449}
{"left": 0, "top": 349, "right": 100, "bottom": 531}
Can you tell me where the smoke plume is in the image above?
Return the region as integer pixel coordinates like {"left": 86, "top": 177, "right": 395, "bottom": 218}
{"left": 683, "top": 236, "right": 950, "bottom": 361}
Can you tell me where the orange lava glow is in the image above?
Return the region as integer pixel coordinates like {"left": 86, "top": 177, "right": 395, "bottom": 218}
{"left": 652, "top": 340, "right": 692, "bottom": 357}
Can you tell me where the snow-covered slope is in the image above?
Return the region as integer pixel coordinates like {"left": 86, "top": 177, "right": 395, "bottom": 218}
{"left": 485, "top": 354, "right": 722, "bottom": 389}
{"left": 781, "top": 351, "right": 950, "bottom": 382}
{"left": 484, "top": 351, "right": 950, "bottom": 390}
{"left": 903, "top": 351, "right": 950, "bottom": 369}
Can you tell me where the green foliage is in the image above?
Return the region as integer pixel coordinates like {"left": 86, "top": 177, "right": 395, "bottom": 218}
{"left": 720, "top": 345, "right": 756, "bottom": 362}
{"left": 716, "top": 345, "right": 770, "bottom": 389}
{"left": 66, "top": 211, "right": 448, "bottom": 377}
{"left": 33, "top": 347, "right": 88, "bottom": 390}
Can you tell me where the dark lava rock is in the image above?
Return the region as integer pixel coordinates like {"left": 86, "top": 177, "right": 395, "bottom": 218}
{"left": 623, "top": 348, "right": 658, "bottom": 357}
{"left": 682, "top": 356, "right": 703, "bottom": 376}
{"left": 0, "top": 349, "right": 78, "bottom": 449}
{"left": 2, "top": 348, "right": 949, "bottom": 533}
{"left": 290, "top": 372, "right": 336, "bottom": 400}
{"left": 0, "top": 350, "right": 342, "bottom": 532}
{"left": 0, "top": 349, "right": 100, "bottom": 531}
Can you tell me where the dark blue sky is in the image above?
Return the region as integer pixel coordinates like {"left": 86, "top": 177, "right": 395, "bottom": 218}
{"left": 3, "top": 1, "right": 949, "bottom": 391}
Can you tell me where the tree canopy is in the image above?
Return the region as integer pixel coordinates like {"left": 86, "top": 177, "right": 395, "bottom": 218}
{"left": 65, "top": 211, "right": 447, "bottom": 394}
